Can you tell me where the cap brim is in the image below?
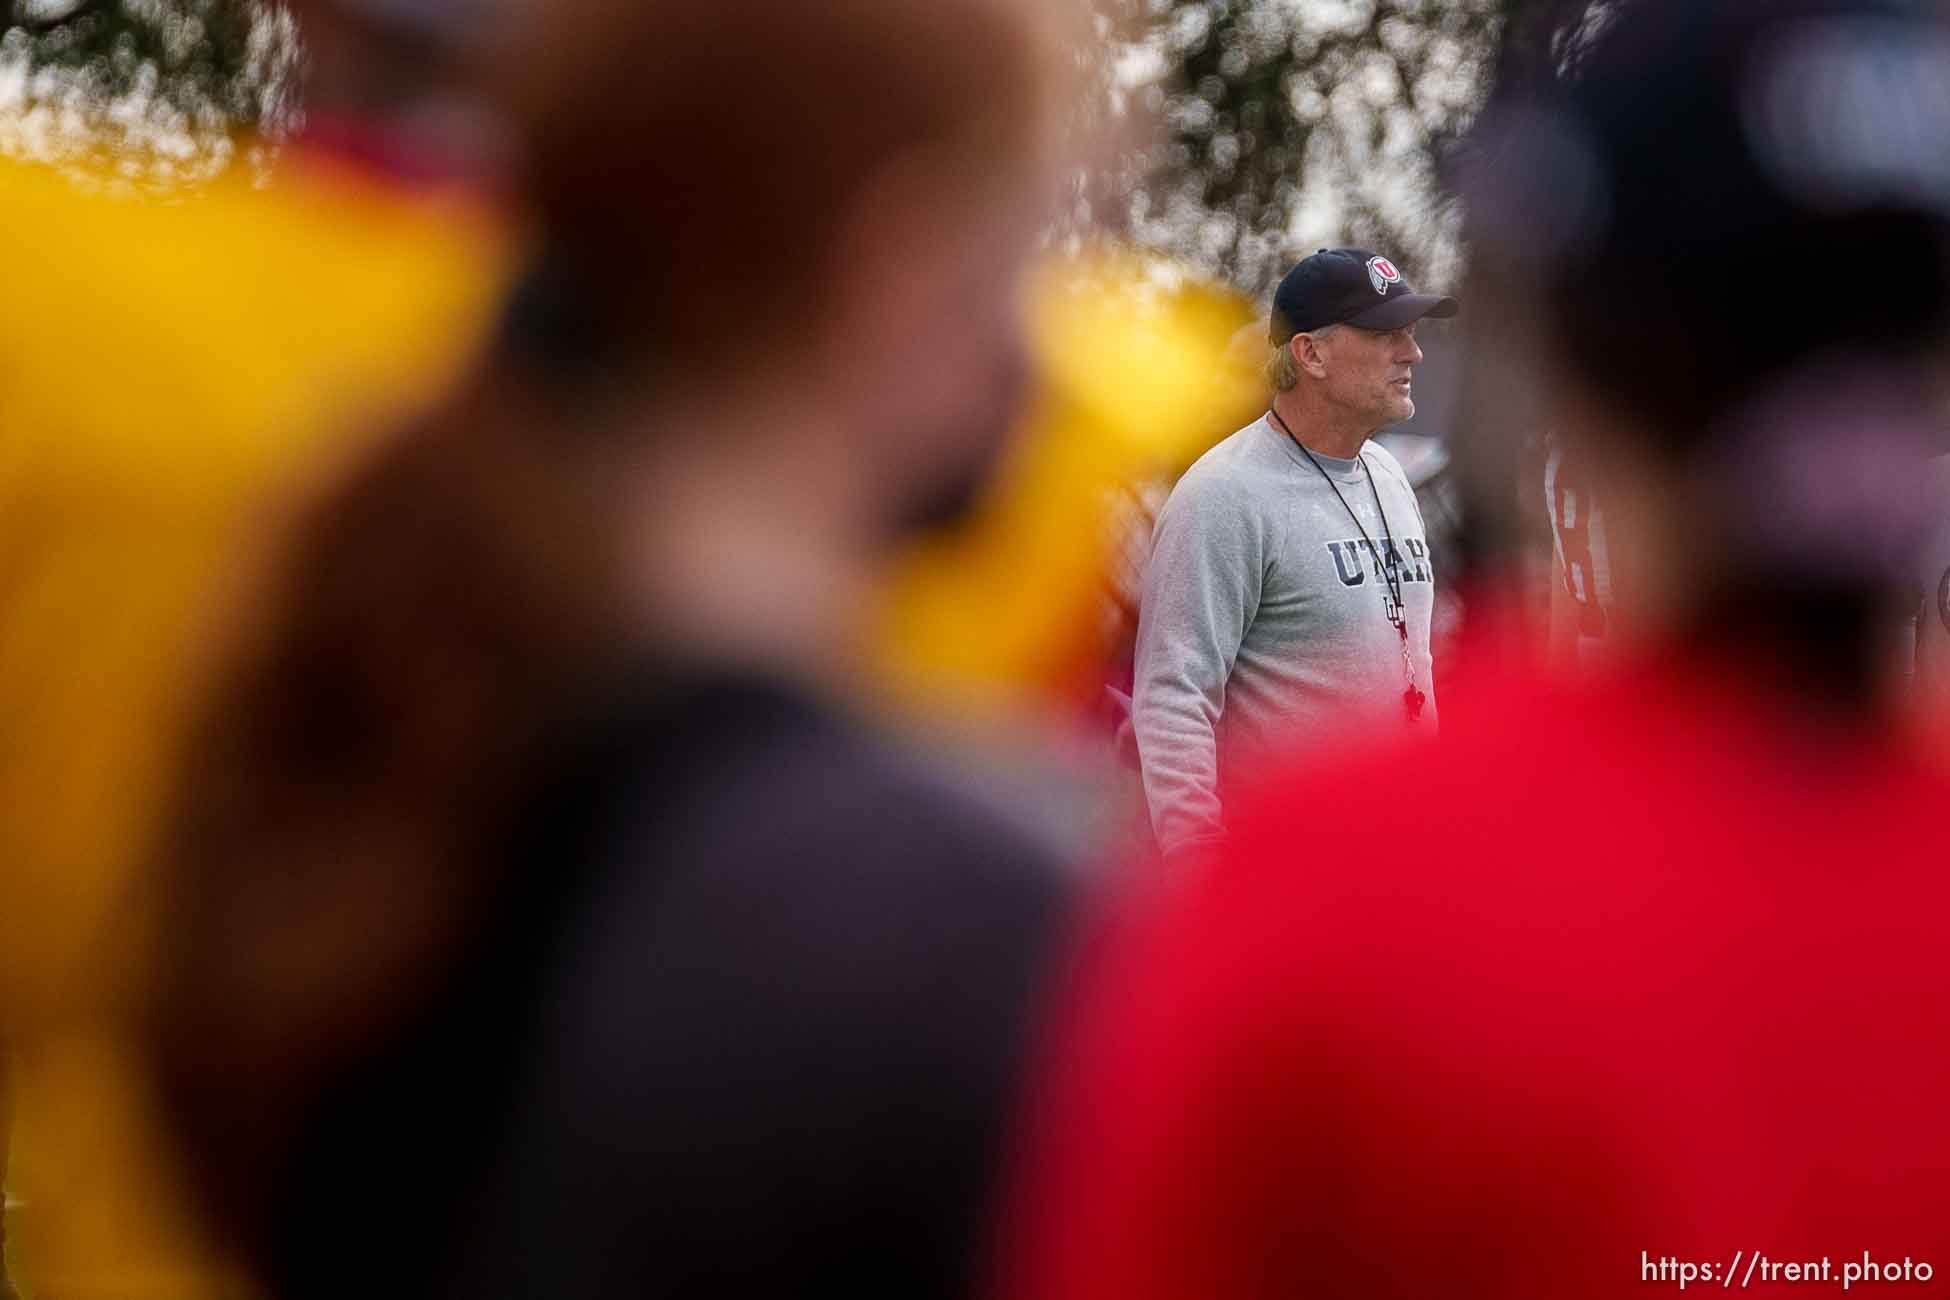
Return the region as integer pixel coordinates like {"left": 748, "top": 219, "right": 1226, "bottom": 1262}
{"left": 1343, "top": 293, "right": 1459, "bottom": 330}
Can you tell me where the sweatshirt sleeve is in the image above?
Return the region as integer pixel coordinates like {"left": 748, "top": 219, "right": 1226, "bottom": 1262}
{"left": 1131, "top": 470, "right": 1264, "bottom": 857}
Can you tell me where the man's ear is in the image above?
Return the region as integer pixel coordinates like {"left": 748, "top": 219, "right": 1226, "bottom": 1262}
{"left": 1292, "top": 332, "right": 1330, "bottom": 379}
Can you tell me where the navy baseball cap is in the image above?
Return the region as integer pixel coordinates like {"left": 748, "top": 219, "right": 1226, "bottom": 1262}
{"left": 1269, "top": 248, "right": 1459, "bottom": 344}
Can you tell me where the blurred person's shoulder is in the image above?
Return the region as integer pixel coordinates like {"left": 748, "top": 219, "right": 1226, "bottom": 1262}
{"left": 506, "top": 664, "right": 1081, "bottom": 1127}
{"left": 1182, "top": 658, "right": 1950, "bottom": 983}
{"left": 448, "top": 668, "right": 1082, "bottom": 1300}
{"left": 524, "top": 665, "right": 1077, "bottom": 971}
{"left": 1027, "top": 662, "right": 1950, "bottom": 1300}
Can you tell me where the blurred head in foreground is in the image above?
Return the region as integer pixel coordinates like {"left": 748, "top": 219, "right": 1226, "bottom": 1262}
{"left": 290, "top": 0, "right": 488, "bottom": 105}
{"left": 997, "top": 5, "right": 1950, "bottom": 1300}
{"left": 286, "top": 0, "right": 516, "bottom": 185}
{"left": 151, "top": 1, "right": 1080, "bottom": 1298}
{"left": 501, "top": 0, "right": 1068, "bottom": 556}
{"left": 1464, "top": 0, "right": 1950, "bottom": 698}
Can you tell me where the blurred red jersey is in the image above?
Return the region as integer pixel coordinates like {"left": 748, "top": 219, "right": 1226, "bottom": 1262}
{"left": 998, "top": 659, "right": 1950, "bottom": 1300}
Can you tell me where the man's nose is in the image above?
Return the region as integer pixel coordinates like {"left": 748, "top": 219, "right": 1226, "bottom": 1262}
{"left": 1400, "top": 334, "right": 1424, "bottom": 366}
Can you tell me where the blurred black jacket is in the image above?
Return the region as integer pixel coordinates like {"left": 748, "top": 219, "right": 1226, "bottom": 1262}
{"left": 274, "top": 668, "right": 1076, "bottom": 1300}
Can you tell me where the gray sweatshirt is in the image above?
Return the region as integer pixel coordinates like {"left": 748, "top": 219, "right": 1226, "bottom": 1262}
{"left": 1133, "top": 415, "right": 1437, "bottom": 854}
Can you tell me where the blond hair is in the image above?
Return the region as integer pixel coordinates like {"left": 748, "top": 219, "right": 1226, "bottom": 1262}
{"left": 1265, "top": 323, "right": 1339, "bottom": 391}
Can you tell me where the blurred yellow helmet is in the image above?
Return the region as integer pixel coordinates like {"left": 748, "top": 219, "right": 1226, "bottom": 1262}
{"left": 874, "top": 249, "right": 1262, "bottom": 706}
{"left": 0, "top": 150, "right": 512, "bottom": 1299}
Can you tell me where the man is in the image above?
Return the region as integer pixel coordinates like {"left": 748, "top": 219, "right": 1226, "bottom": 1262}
{"left": 998, "top": 2, "right": 1950, "bottom": 1297}
{"left": 1132, "top": 249, "right": 1456, "bottom": 856}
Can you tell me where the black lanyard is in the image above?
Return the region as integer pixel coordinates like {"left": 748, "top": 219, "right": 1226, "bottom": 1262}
{"left": 1268, "top": 409, "right": 1427, "bottom": 722}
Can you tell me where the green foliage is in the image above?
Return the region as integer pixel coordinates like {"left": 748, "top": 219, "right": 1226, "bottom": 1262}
{"left": 1106, "top": 0, "right": 1533, "bottom": 294}
{"left": 0, "top": 0, "right": 298, "bottom": 184}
